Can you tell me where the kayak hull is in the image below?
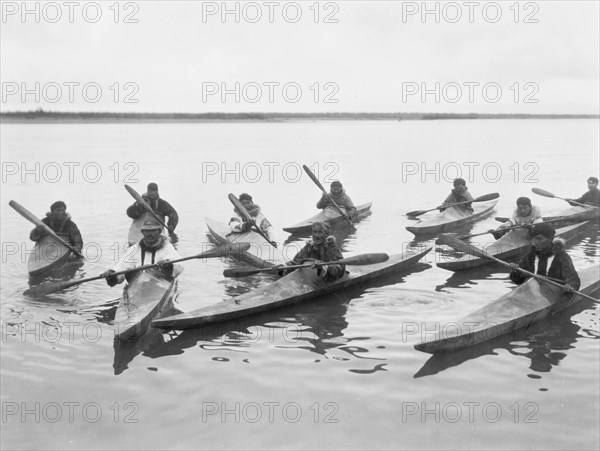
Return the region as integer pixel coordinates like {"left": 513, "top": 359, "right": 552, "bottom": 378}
{"left": 437, "top": 222, "right": 588, "bottom": 271}
{"left": 415, "top": 265, "right": 600, "bottom": 353}
{"left": 495, "top": 205, "right": 599, "bottom": 226}
{"left": 283, "top": 202, "right": 373, "bottom": 234}
{"left": 114, "top": 270, "right": 177, "bottom": 341}
{"left": 153, "top": 247, "right": 432, "bottom": 330}
{"left": 406, "top": 201, "right": 498, "bottom": 236}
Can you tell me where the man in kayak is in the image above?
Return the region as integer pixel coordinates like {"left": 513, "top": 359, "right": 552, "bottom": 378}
{"left": 29, "top": 201, "right": 83, "bottom": 254}
{"left": 316, "top": 180, "right": 357, "bottom": 219}
{"left": 490, "top": 196, "right": 543, "bottom": 239}
{"left": 126, "top": 183, "right": 179, "bottom": 233}
{"left": 229, "top": 193, "right": 274, "bottom": 240}
{"left": 278, "top": 222, "right": 345, "bottom": 281}
{"left": 509, "top": 223, "right": 580, "bottom": 293}
{"left": 566, "top": 176, "right": 600, "bottom": 206}
{"left": 439, "top": 178, "right": 473, "bottom": 212}
{"left": 101, "top": 218, "right": 183, "bottom": 286}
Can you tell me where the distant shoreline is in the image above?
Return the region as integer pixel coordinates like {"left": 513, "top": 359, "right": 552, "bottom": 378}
{"left": 1, "top": 111, "right": 598, "bottom": 123}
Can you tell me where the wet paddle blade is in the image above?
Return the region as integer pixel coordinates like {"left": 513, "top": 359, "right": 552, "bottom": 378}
{"left": 531, "top": 188, "right": 556, "bottom": 198}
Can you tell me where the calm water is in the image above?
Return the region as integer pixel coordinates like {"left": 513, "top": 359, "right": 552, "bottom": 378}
{"left": 1, "top": 120, "right": 599, "bottom": 450}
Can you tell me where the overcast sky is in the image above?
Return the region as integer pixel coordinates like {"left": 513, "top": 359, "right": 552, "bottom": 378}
{"left": 1, "top": 1, "right": 598, "bottom": 113}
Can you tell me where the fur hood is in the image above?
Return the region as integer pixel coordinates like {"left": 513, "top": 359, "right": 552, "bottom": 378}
{"left": 329, "top": 189, "right": 347, "bottom": 200}
{"left": 45, "top": 212, "right": 72, "bottom": 223}
{"left": 307, "top": 235, "right": 337, "bottom": 247}
{"left": 234, "top": 203, "right": 261, "bottom": 217}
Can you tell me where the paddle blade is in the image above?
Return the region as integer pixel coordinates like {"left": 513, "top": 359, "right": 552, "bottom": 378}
{"left": 531, "top": 188, "right": 555, "bottom": 198}
{"left": 302, "top": 164, "right": 326, "bottom": 192}
{"left": 24, "top": 279, "right": 79, "bottom": 297}
{"left": 472, "top": 192, "right": 500, "bottom": 202}
{"left": 436, "top": 233, "right": 490, "bottom": 260}
{"left": 406, "top": 209, "right": 428, "bottom": 218}
{"left": 338, "top": 253, "right": 389, "bottom": 265}
{"left": 223, "top": 267, "right": 272, "bottom": 278}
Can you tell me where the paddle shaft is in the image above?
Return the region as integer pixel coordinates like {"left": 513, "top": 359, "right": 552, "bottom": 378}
{"left": 124, "top": 184, "right": 169, "bottom": 229}
{"left": 458, "top": 218, "right": 565, "bottom": 240}
{"left": 9, "top": 200, "right": 84, "bottom": 259}
{"left": 228, "top": 193, "right": 277, "bottom": 248}
{"left": 224, "top": 253, "right": 389, "bottom": 277}
{"left": 438, "top": 234, "right": 598, "bottom": 303}
{"left": 24, "top": 245, "right": 250, "bottom": 296}
{"left": 302, "top": 165, "right": 353, "bottom": 226}
{"left": 531, "top": 188, "right": 593, "bottom": 209}
{"left": 406, "top": 193, "right": 499, "bottom": 217}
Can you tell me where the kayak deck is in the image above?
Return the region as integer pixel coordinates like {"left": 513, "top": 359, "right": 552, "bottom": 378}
{"left": 283, "top": 202, "right": 373, "bottom": 234}
{"left": 437, "top": 222, "right": 588, "bottom": 271}
{"left": 406, "top": 200, "right": 498, "bottom": 236}
{"left": 114, "top": 269, "right": 177, "bottom": 341}
{"left": 152, "top": 247, "right": 432, "bottom": 330}
{"left": 495, "top": 205, "right": 599, "bottom": 225}
{"left": 415, "top": 265, "right": 600, "bottom": 353}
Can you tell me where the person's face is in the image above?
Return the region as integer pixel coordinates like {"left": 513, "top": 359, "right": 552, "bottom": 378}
{"left": 241, "top": 199, "right": 253, "bottom": 209}
{"left": 532, "top": 234, "right": 553, "bottom": 253}
{"left": 517, "top": 204, "right": 532, "bottom": 216}
{"left": 454, "top": 184, "right": 466, "bottom": 193}
{"left": 331, "top": 185, "right": 343, "bottom": 196}
{"left": 51, "top": 207, "right": 66, "bottom": 221}
{"left": 142, "top": 228, "right": 162, "bottom": 247}
{"left": 311, "top": 227, "right": 326, "bottom": 245}
{"left": 588, "top": 180, "right": 598, "bottom": 191}
{"left": 147, "top": 189, "right": 159, "bottom": 200}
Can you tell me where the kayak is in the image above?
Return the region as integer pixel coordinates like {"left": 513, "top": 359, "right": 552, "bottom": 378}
{"left": 437, "top": 222, "right": 588, "bottom": 271}
{"left": 414, "top": 264, "right": 600, "bottom": 353}
{"left": 28, "top": 234, "right": 73, "bottom": 276}
{"left": 114, "top": 269, "right": 177, "bottom": 341}
{"left": 152, "top": 247, "right": 432, "bottom": 330}
{"left": 406, "top": 200, "right": 498, "bottom": 236}
{"left": 283, "top": 202, "right": 373, "bottom": 234}
{"left": 205, "top": 217, "right": 284, "bottom": 267}
{"left": 494, "top": 205, "right": 599, "bottom": 226}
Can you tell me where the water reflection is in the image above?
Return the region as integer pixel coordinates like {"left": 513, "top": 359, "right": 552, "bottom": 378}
{"left": 414, "top": 297, "right": 599, "bottom": 379}
{"left": 27, "top": 258, "right": 85, "bottom": 288}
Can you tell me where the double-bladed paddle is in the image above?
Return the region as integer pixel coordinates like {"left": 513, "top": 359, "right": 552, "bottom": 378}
{"left": 456, "top": 218, "right": 565, "bottom": 240}
{"left": 436, "top": 233, "right": 598, "bottom": 303}
{"left": 124, "top": 184, "right": 169, "bottom": 229}
{"left": 228, "top": 193, "right": 278, "bottom": 248}
{"left": 302, "top": 164, "right": 354, "bottom": 226}
{"left": 531, "top": 188, "right": 593, "bottom": 209}
{"left": 9, "top": 200, "right": 85, "bottom": 259}
{"left": 24, "top": 243, "right": 251, "bottom": 296}
{"left": 406, "top": 193, "right": 500, "bottom": 218}
{"left": 223, "top": 252, "right": 389, "bottom": 277}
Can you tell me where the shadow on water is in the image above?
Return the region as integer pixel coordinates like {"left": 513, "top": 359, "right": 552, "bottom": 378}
{"left": 27, "top": 258, "right": 85, "bottom": 288}
{"left": 414, "top": 296, "right": 599, "bottom": 379}
{"left": 139, "top": 263, "right": 430, "bottom": 375}
{"left": 436, "top": 263, "right": 509, "bottom": 291}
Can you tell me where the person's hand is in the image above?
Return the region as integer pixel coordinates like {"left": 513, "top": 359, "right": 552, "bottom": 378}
{"left": 34, "top": 224, "right": 47, "bottom": 234}
{"left": 438, "top": 207, "right": 446, "bottom": 212}
{"left": 167, "top": 226, "right": 175, "bottom": 234}
{"left": 509, "top": 263, "right": 520, "bottom": 271}
{"left": 72, "top": 245, "right": 82, "bottom": 254}
{"left": 314, "top": 264, "right": 328, "bottom": 279}
{"left": 101, "top": 270, "right": 118, "bottom": 287}
{"left": 562, "top": 284, "right": 574, "bottom": 294}
{"left": 276, "top": 264, "right": 288, "bottom": 277}
{"left": 156, "top": 259, "right": 174, "bottom": 277}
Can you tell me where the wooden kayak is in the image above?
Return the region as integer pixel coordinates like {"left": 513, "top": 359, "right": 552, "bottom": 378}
{"left": 414, "top": 265, "right": 600, "bottom": 353}
{"left": 495, "top": 205, "right": 599, "bottom": 225}
{"left": 406, "top": 200, "right": 498, "bottom": 236}
{"left": 205, "top": 217, "right": 285, "bottom": 267}
{"left": 114, "top": 269, "right": 177, "bottom": 341}
{"left": 437, "top": 222, "right": 588, "bottom": 271}
{"left": 152, "top": 247, "right": 432, "bottom": 330}
{"left": 28, "top": 234, "right": 73, "bottom": 276}
{"left": 283, "top": 202, "right": 373, "bottom": 234}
